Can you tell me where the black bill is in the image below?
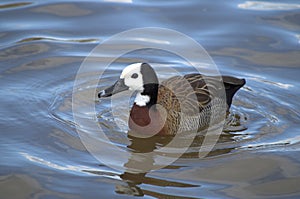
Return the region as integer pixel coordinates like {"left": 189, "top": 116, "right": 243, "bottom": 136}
{"left": 98, "top": 78, "right": 129, "bottom": 98}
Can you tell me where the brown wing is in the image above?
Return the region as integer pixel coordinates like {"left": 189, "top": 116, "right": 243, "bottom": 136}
{"left": 156, "top": 74, "right": 245, "bottom": 134}
{"left": 157, "top": 74, "right": 221, "bottom": 114}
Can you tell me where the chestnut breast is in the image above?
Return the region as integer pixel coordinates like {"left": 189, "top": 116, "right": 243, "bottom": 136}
{"left": 129, "top": 104, "right": 168, "bottom": 136}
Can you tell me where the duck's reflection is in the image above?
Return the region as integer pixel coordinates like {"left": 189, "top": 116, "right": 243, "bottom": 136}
{"left": 116, "top": 133, "right": 199, "bottom": 196}
{"left": 115, "top": 131, "right": 238, "bottom": 197}
{"left": 83, "top": 130, "right": 237, "bottom": 197}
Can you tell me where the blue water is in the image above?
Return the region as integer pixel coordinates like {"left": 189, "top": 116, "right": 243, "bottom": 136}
{"left": 1, "top": 0, "right": 300, "bottom": 198}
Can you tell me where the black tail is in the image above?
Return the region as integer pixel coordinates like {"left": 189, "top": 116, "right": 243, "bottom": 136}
{"left": 222, "top": 76, "right": 246, "bottom": 110}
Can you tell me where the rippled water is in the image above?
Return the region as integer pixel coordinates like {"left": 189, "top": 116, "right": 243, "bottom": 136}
{"left": 1, "top": 0, "right": 300, "bottom": 198}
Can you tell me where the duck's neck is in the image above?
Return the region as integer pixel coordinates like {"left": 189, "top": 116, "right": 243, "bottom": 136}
{"left": 135, "top": 83, "right": 158, "bottom": 108}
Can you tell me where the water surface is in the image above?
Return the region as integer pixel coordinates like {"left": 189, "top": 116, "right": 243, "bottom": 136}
{"left": 1, "top": 0, "right": 300, "bottom": 198}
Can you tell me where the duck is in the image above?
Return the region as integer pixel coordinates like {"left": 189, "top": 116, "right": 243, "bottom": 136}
{"left": 98, "top": 63, "right": 245, "bottom": 136}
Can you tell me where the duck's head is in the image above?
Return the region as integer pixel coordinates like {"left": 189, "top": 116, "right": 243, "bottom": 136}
{"left": 98, "top": 63, "right": 159, "bottom": 107}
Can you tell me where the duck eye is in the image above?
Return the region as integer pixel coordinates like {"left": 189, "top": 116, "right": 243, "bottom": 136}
{"left": 131, "top": 73, "right": 138, "bottom": 79}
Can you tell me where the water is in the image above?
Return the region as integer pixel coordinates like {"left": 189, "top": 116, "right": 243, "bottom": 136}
{"left": 1, "top": 0, "right": 300, "bottom": 198}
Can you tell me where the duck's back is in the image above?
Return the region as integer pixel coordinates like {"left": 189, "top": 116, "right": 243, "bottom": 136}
{"left": 156, "top": 74, "right": 245, "bottom": 135}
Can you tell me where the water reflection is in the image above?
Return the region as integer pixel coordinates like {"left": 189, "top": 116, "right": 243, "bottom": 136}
{"left": 238, "top": 1, "right": 300, "bottom": 11}
{"left": 0, "top": 43, "right": 49, "bottom": 61}
{"left": 0, "top": 2, "right": 32, "bottom": 10}
{"left": 18, "top": 131, "right": 300, "bottom": 198}
{"left": 1, "top": 0, "right": 300, "bottom": 198}
{"left": 115, "top": 132, "right": 237, "bottom": 197}
{"left": 17, "top": 36, "right": 99, "bottom": 44}
{"left": 32, "top": 4, "right": 92, "bottom": 17}
{"left": 213, "top": 48, "right": 300, "bottom": 67}
{"left": 117, "top": 172, "right": 198, "bottom": 197}
{"left": 0, "top": 174, "right": 76, "bottom": 199}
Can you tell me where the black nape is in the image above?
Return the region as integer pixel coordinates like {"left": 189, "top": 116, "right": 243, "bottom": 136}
{"left": 140, "top": 63, "right": 159, "bottom": 108}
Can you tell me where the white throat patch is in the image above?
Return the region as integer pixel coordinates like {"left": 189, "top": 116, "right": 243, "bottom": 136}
{"left": 134, "top": 93, "right": 150, "bottom": 106}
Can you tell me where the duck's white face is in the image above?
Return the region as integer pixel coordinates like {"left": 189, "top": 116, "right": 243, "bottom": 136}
{"left": 120, "top": 63, "right": 144, "bottom": 92}
{"left": 99, "top": 62, "right": 158, "bottom": 107}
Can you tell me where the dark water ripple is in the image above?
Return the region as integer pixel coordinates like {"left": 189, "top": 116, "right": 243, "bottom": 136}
{"left": 1, "top": 0, "right": 300, "bottom": 198}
